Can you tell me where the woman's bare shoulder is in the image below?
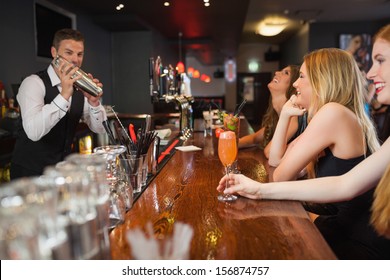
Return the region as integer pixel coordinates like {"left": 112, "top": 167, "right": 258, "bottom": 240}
{"left": 315, "top": 102, "right": 355, "bottom": 121}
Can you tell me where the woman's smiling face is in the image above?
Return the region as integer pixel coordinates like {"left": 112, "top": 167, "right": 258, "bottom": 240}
{"left": 367, "top": 38, "right": 390, "bottom": 105}
{"left": 292, "top": 62, "right": 312, "bottom": 110}
{"left": 268, "top": 66, "right": 294, "bottom": 97}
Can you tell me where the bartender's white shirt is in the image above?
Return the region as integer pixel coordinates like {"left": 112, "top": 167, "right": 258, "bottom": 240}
{"left": 17, "top": 65, "right": 107, "bottom": 141}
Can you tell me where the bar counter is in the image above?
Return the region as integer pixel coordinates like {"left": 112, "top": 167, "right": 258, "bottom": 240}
{"left": 110, "top": 119, "right": 336, "bottom": 260}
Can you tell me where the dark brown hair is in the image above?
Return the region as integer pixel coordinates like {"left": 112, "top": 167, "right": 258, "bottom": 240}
{"left": 261, "top": 65, "right": 300, "bottom": 148}
{"left": 52, "top": 28, "right": 84, "bottom": 50}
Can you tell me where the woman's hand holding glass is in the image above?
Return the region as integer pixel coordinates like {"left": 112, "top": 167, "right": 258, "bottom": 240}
{"left": 217, "top": 173, "right": 263, "bottom": 200}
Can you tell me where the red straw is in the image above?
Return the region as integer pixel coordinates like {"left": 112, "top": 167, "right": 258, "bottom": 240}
{"left": 158, "top": 139, "right": 179, "bottom": 163}
{"left": 129, "top": 123, "right": 137, "bottom": 143}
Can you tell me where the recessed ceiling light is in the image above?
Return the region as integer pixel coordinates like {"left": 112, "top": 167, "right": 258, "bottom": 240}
{"left": 204, "top": 2, "right": 210, "bottom": 6}
{"left": 116, "top": 4, "right": 124, "bottom": 10}
{"left": 164, "top": 2, "right": 170, "bottom": 7}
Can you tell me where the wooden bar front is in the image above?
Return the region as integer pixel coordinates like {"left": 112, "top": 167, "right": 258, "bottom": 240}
{"left": 110, "top": 118, "right": 336, "bottom": 260}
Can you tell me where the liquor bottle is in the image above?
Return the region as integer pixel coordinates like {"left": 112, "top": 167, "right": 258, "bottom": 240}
{"left": 0, "top": 89, "right": 8, "bottom": 118}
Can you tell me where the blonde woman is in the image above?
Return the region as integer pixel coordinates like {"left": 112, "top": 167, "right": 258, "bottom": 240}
{"left": 217, "top": 24, "right": 390, "bottom": 259}
{"left": 238, "top": 65, "right": 304, "bottom": 158}
{"left": 269, "top": 48, "right": 379, "bottom": 180}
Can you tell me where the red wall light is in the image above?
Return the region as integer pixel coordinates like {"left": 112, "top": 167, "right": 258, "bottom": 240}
{"left": 193, "top": 70, "right": 200, "bottom": 78}
{"left": 176, "top": 61, "right": 185, "bottom": 73}
{"left": 187, "top": 67, "right": 194, "bottom": 77}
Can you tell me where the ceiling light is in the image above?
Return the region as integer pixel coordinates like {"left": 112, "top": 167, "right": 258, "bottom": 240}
{"left": 257, "top": 16, "right": 288, "bottom": 37}
{"left": 248, "top": 60, "right": 260, "bottom": 72}
{"left": 116, "top": 4, "right": 124, "bottom": 10}
{"left": 164, "top": 2, "right": 170, "bottom": 7}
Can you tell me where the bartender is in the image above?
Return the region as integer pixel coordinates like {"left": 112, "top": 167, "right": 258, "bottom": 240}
{"left": 10, "top": 28, "right": 107, "bottom": 179}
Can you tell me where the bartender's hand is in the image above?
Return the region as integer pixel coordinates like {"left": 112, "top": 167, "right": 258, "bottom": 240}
{"left": 81, "top": 73, "right": 103, "bottom": 107}
{"left": 217, "top": 173, "right": 262, "bottom": 200}
{"left": 54, "top": 59, "right": 81, "bottom": 101}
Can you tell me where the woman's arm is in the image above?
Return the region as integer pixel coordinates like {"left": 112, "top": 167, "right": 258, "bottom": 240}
{"left": 218, "top": 136, "right": 390, "bottom": 203}
{"left": 268, "top": 98, "right": 305, "bottom": 167}
{"left": 238, "top": 127, "right": 265, "bottom": 149}
{"left": 272, "top": 103, "right": 354, "bottom": 182}
{"left": 263, "top": 118, "right": 298, "bottom": 159}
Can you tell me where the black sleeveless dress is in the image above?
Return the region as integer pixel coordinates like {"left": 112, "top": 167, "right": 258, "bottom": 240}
{"left": 312, "top": 148, "right": 390, "bottom": 259}
{"left": 304, "top": 148, "right": 366, "bottom": 215}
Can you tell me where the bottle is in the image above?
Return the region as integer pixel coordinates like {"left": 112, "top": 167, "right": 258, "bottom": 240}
{"left": 0, "top": 89, "right": 8, "bottom": 118}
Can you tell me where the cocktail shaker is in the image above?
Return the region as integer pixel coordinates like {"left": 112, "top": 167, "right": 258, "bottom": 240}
{"left": 51, "top": 56, "right": 103, "bottom": 97}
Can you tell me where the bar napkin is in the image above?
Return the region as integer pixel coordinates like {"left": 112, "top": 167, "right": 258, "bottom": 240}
{"left": 126, "top": 222, "right": 193, "bottom": 260}
{"left": 155, "top": 128, "right": 172, "bottom": 139}
{"left": 175, "top": 145, "right": 202, "bottom": 152}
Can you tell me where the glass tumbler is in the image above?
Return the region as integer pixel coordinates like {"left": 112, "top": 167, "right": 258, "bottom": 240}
{"left": 44, "top": 166, "right": 100, "bottom": 260}
{"left": 0, "top": 177, "right": 71, "bottom": 259}
{"left": 117, "top": 157, "right": 135, "bottom": 211}
{"left": 93, "top": 145, "right": 127, "bottom": 229}
{"left": 128, "top": 155, "right": 143, "bottom": 194}
{"left": 223, "top": 115, "right": 241, "bottom": 173}
{"left": 65, "top": 153, "right": 112, "bottom": 259}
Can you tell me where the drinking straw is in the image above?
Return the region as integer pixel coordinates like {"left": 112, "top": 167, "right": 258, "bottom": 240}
{"left": 111, "top": 107, "right": 131, "bottom": 143}
{"left": 102, "top": 120, "right": 117, "bottom": 145}
{"left": 129, "top": 124, "right": 137, "bottom": 143}
{"left": 234, "top": 99, "right": 247, "bottom": 116}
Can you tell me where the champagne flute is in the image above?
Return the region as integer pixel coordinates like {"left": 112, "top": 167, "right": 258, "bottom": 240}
{"left": 218, "top": 131, "right": 238, "bottom": 202}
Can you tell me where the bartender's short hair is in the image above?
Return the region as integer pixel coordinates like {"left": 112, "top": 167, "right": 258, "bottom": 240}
{"left": 52, "top": 28, "right": 84, "bottom": 49}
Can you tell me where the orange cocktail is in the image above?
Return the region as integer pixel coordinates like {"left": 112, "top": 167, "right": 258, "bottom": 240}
{"left": 218, "top": 131, "right": 238, "bottom": 202}
{"left": 218, "top": 131, "right": 237, "bottom": 166}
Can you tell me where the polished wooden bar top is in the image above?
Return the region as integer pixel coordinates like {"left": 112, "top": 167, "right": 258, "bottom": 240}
{"left": 110, "top": 119, "right": 336, "bottom": 260}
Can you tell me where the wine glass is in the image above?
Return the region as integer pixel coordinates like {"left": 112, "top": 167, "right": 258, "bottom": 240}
{"left": 218, "top": 131, "right": 238, "bottom": 202}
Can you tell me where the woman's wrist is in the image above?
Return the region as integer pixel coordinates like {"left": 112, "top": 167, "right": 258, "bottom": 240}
{"left": 280, "top": 109, "right": 294, "bottom": 119}
{"left": 257, "top": 183, "right": 265, "bottom": 199}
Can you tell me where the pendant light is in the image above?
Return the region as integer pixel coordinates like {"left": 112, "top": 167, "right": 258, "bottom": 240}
{"left": 176, "top": 32, "right": 185, "bottom": 73}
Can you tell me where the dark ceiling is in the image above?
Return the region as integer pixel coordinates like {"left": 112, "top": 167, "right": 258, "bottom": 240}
{"left": 50, "top": 0, "right": 390, "bottom": 66}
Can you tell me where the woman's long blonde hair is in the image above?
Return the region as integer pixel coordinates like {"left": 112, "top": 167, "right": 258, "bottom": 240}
{"left": 261, "top": 65, "right": 300, "bottom": 148}
{"left": 304, "top": 48, "right": 380, "bottom": 154}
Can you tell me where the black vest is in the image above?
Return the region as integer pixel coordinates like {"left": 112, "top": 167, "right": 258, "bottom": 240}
{"left": 11, "top": 70, "right": 84, "bottom": 175}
